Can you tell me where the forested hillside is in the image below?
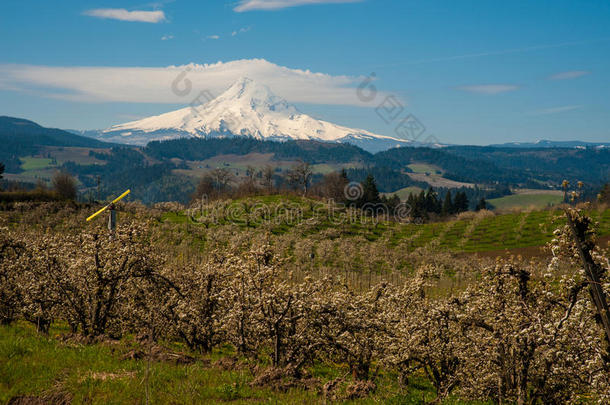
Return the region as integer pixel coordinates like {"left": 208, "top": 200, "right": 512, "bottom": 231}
{"left": 1, "top": 117, "right": 608, "bottom": 204}
{"left": 0, "top": 116, "right": 112, "bottom": 173}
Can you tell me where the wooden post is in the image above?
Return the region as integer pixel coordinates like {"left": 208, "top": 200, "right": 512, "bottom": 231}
{"left": 108, "top": 204, "right": 116, "bottom": 239}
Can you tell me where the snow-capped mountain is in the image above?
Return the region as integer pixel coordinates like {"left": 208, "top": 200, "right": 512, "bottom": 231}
{"left": 94, "top": 77, "right": 414, "bottom": 152}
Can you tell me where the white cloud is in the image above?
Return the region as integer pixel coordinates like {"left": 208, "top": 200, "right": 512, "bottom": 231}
{"left": 529, "top": 105, "right": 582, "bottom": 116}
{"left": 206, "top": 35, "right": 220, "bottom": 40}
{"left": 234, "top": 0, "right": 361, "bottom": 12}
{"left": 0, "top": 59, "right": 385, "bottom": 107}
{"left": 232, "top": 27, "right": 251, "bottom": 36}
{"left": 456, "top": 84, "right": 519, "bottom": 95}
{"left": 548, "top": 70, "right": 590, "bottom": 80}
{"left": 161, "top": 35, "right": 174, "bottom": 40}
{"left": 83, "top": 8, "right": 166, "bottom": 23}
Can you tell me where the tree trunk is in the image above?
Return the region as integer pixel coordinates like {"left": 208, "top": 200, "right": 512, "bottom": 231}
{"left": 565, "top": 210, "right": 610, "bottom": 363}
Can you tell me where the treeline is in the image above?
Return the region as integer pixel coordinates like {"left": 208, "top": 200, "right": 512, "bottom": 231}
{"left": 406, "top": 188, "right": 470, "bottom": 219}
{"left": 345, "top": 166, "right": 428, "bottom": 193}
{"left": 148, "top": 137, "right": 543, "bottom": 187}
{"left": 189, "top": 161, "right": 497, "bottom": 222}
{"left": 0, "top": 171, "right": 78, "bottom": 204}
{"left": 373, "top": 146, "right": 534, "bottom": 185}
{"left": 144, "top": 137, "right": 371, "bottom": 164}
{"left": 445, "top": 145, "right": 610, "bottom": 186}
{"left": 63, "top": 147, "right": 194, "bottom": 204}
{"left": 143, "top": 137, "right": 609, "bottom": 188}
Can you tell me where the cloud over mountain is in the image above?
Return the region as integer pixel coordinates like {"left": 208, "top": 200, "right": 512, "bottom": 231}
{"left": 0, "top": 59, "right": 385, "bottom": 107}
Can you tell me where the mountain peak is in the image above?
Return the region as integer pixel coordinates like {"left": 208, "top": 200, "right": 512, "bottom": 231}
{"left": 232, "top": 76, "right": 255, "bottom": 88}
{"left": 224, "top": 76, "right": 257, "bottom": 96}
{"left": 218, "top": 76, "right": 284, "bottom": 109}
{"left": 99, "top": 77, "right": 414, "bottom": 152}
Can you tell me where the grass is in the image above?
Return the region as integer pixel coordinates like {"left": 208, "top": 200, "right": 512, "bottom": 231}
{"left": 7, "top": 149, "right": 105, "bottom": 185}
{"left": 407, "top": 163, "right": 441, "bottom": 174}
{"left": 0, "top": 322, "right": 312, "bottom": 404}
{"left": 162, "top": 195, "right": 610, "bottom": 255}
{"left": 20, "top": 157, "right": 56, "bottom": 171}
{"left": 0, "top": 322, "right": 487, "bottom": 404}
{"left": 382, "top": 186, "right": 423, "bottom": 200}
{"left": 43, "top": 146, "right": 108, "bottom": 166}
{"left": 488, "top": 193, "right": 564, "bottom": 210}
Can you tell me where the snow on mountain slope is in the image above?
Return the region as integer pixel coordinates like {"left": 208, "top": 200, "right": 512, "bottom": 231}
{"left": 97, "top": 77, "right": 412, "bottom": 152}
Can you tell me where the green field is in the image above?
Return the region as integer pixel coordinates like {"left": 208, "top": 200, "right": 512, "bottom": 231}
{"left": 488, "top": 193, "right": 563, "bottom": 210}
{"left": 20, "top": 157, "right": 56, "bottom": 171}
{"left": 382, "top": 186, "right": 423, "bottom": 200}
{"left": 407, "top": 163, "right": 441, "bottom": 174}
{"left": 391, "top": 208, "right": 608, "bottom": 252}
{"left": 164, "top": 196, "right": 610, "bottom": 255}
{"left": 0, "top": 322, "right": 475, "bottom": 404}
{"left": 10, "top": 149, "right": 106, "bottom": 185}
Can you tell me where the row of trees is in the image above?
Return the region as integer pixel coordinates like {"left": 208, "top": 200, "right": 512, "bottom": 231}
{"left": 406, "top": 188, "right": 477, "bottom": 219}
{"left": 1, "top": 208, "right": 609, "bottom": 402}
{"left": 191, "top": 163, "right": 477, "bottom": 220}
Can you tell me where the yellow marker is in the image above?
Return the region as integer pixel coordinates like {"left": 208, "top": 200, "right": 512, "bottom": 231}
{"left": 86, "top": 189, "right": 131, "bottom": 222}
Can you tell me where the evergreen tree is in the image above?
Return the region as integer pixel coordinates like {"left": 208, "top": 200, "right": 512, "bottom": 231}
{"left": 454, "top": 191, "right": 469, "bottom": 213}
{"left": 409, "top": 190, "right": 427, "bottom": 220}
{"left": 442, "top": 191, "right": 453, "bottom": 216}
{"left": 599, "top": 183, "right": 610, "bottom": 204}
{"left": 425, "top": 187, "right": 441, "bottom": 214}
{"left": 356, "top": 174, "right": 381, "bottom": 208}
{"left": 382, "top": 194, "right": 401, "bottom": 215}
{"left": 475, "top": 197, "right": 487, "bottom": 211}
{"left": 406, "top": 193, "right": 416, "bottom": 213}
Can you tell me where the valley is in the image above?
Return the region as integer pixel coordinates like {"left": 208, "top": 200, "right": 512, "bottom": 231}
{"left": 3, "top": 2, "right": 610, "bottom": 403}
{"left": 1, "top": 73, "right": 609, "bottom": 405}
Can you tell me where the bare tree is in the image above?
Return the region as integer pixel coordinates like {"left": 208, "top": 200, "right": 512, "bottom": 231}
{"left": 210, "top": 167, "right": 234, "bottom": 194}
{"left": 286, "top": 161, "right": 312, "bottom": 195}
{"left": 193, "top": 175, "right": 216, "bottom": 201}
{"left": 52, "top": 171, "right": 77, "bottom": 200}
{"left": 245, "top": 166, "right": 256, "bottom": 183}
{"left": 261, "top": 165, "right": 275, "bottom": 192}
{"left": 237, "top": 165, "right": 258, "bottom": 196}
{"left": 319, "top": 171, "right": 349, "bottom": 202}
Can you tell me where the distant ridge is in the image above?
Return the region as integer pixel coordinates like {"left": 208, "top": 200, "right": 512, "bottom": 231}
{"left": 490, "top": 139, "right": 609, "bottom": 149}
{"left": 0, "top": 116, "right": 111, "bottom": 148}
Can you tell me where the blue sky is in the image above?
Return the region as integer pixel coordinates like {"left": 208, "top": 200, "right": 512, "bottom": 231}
{"left": 0, "top": 0, "right": 609, "bottom": 145}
